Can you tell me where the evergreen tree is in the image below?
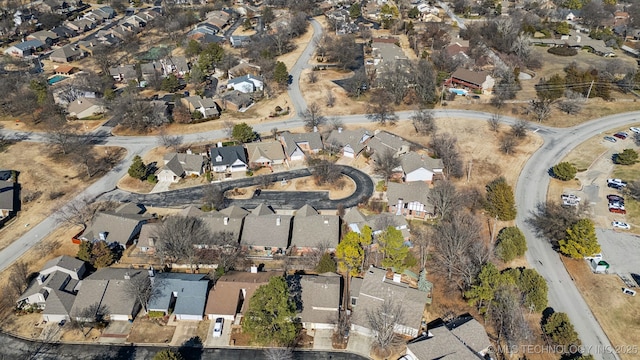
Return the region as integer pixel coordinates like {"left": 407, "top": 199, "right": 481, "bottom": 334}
{"left": 543, "top": 312, "right": 581, "bottom": 347}
{"left": 552, "top": 162, "right": 577, "bottom": 181}
{"left": 232, "top": 123, "right": 257, "bottom": 143}
{"left": 198, "top": 43, "right": 224, "bottom": 71}
{"left": 495, "top": 226, "right": 528, "bottom": 262}
{"left": 273, "top": 61, "right": 289, "bottom": 87}
{"left": 153, "top": 350, "right": 183, "bottom": 360}
{"left": 336, "top": 232, "right": 364, "bottom": 276}
{"left": 485, "top": 177, "right": 517, "bottom": 221}
{"left": 378, "top": 226, "right": 409, "bottom": 271}
{"left": 91, "top": 241, "right": 115, "bottom": 268}
{"left": 161, "top": 74, "right": 180, "bottom": 92}
{"left": 615, "top": 149, "right": 639, "bottom": 165}
{"left": 242, "top": 276, "right": 297, "bottom": 346}
{"left": 128, "top": 155, "right": 147, "bottom": 180}
{"left": 316, "top": 252, "right": 337, "bottom": 273}
{"left": 464, "top": 262, "right": 504, "bottom": 314}
{"left": 77, "top": 240, "right": 93, "bottom": 263}
{"left": 516, "top": 268, "right": 548, "bottom": 312}
{"left": 559, "top": 218, "right": 601, "bottom": 259}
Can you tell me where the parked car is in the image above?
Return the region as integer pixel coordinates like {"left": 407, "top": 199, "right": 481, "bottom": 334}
{"left": 623, "top": 288, "right": 637, "bottom": 296}
{"left": 630, "top": 127, "right": 640, "bottom": 134}
{"left": 398, "top": 355, "right": 416, "bottom": 360}
{"left": 607, "top": 179, "right": 627, "bottom": 188}
{"left": 609, "top": 201, "right": 625, "bottom": 208}
{"left": 609, "top": 207, "right": 627, "bottom": 214}
{"left": 612, "top": 221, "right": 631, "bottom": 229}
{"left": 607, "top": 194, "right": 625, "bottom": 203}
{"left": 213, "top": 317, "right": 223, "bottom": 337}
{"left": 614, "top": 132, "right": 629, "bottom": 140}
{"left": 604, "top": 136, "right": 617, "bottom": 143}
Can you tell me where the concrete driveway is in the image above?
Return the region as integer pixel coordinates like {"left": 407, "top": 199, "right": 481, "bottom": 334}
{"left": 99, "top": 321, "right": 132, "bottom": 344}
{"left": 150, "top": 180, "right": 171, "bottom": 193}
{"left": 311, "top": 329, "right": 334, "bottom": 350}
{"left": 346, "top": 332, "right": 372, "bottom": 358}
{"left": 170, "top": 321, "right": 199, "bottom": 346}
{"left": 205, "top": 318, "right": 232, "bottom": 347}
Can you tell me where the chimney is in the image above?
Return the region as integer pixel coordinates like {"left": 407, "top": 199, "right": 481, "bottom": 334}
{"left": 186, "top": 148, "right": 192, "bottom": 154}
{"left": 393, "top": 273, "right": 402, "bottom": 283}
{"left": 250, "top": 266, "right": 258, "bottom": 273}
{"left": 338, "top": 127, "right": 343, "bottom": 133}
{"left": 217, "top": 141, "right": 223, "bottom": 148}
{"left": 276, "top": 217, "right": 281, "bottom": 226}
{"left": 149, "top": 237, "right": 155, "bottom": 247}
{"left": 99, "top": 232, "right": 108, "bottom": 241}
{"left": 396, "top": 199, "right": 403, "bottom": 216}
{"left": 223, "top": 217, "right": 229, "bottom": 225}
{"left": 124, "top": 272, "right": 130, "bottom": 280}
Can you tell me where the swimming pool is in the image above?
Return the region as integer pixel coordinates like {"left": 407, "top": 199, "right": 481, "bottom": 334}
{"left": 48, "top": 75, "right": 68, "bottom": 85}
{"left": 449, "top": 88, "right": 468, "bottom": 96}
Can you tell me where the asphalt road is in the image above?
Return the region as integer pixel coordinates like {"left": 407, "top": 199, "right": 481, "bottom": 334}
{"left": 0, "top": 330, "right": 366, "bottom": 360}
{"left": 102, "top": 165, "right": 374, "bottom": 210}
{"left": 287, "top": 18, "right": 323, "bottom": 117}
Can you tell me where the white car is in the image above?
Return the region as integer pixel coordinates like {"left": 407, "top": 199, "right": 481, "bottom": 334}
{"left": 612, "top": 221, "right": 631, "bottom": 230}
{"left": 630, "top": 127, "right": 640, "bottom": 134}
{"left": 607, "top": 178, "right": 627, "bottom": 187}
{"left": 213, "top": 317, "right": 223, "bottom": 337}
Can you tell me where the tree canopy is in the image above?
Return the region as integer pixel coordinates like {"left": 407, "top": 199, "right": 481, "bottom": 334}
{"left": 543, "top": 312, "right": 581, "bottom": 348}
{"left": 232, "top": 123, "right": 257, "bottom": 143}
{"left": 552, "top": 162, "right": 577, "bottom": 181}
{"left": 336, "top": 227, "right": 371, "bottom": 276}
{"left": 615, "top": 149, "right": 639, "bottom": 165}
{"left": 559, "top": 218, "right": 601, "bottom": 259}
{"left": 128, "top": 155, "right": 147, "bottom": 180}
{"left": 153, "top": 349, "right": 184, "bottom": 360}
{"left": 485, "top": 177, "right": 517, "bottom": 221}
{"left": 378, "top": 226, "right": 409, "bottom": 272}
{"left": 495, "top": 227, "right": 528, "bottom": 262}
{"left": 242, "top": 276, "right": 298, "bottom": 346}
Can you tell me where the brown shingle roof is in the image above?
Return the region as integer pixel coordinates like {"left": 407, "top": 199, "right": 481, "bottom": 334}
{"left": 450, "top": 68, "right": 489, "bottom": 87}
{"left": 204, "top": 271, "right": 280, "bottom": 316}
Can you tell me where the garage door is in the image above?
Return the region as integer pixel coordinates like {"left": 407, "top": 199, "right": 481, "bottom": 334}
{"left": 43, "top": 314, "right": 67, "bottom": 323}
{"left": 176, "top": 314, "right": 203, "bottom": 321}
{"left": 110, "top": 314, "right": 130, "bottom": 321}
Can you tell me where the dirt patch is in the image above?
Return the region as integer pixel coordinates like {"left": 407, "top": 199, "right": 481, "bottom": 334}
{"left": 0, "top": 142, "right": 125, "bottom": 253}
{"left": 197, "top": 319, "right": 210, "bottom": 342}
{"left": 299, "top": 68, "right": 367, "bottom": 116}
{"left": 1, "top": 313, "right": 43, "bottom": 339}
{"left": 59, "top": 327, "right": 102, "bottom": 342}
{"left": 563, "top": 257, "right": 640, "bottom": 360}
{"left": 127, "top": 316, "right": 175, "bottom": 344}
{"left": 118, "top": 175, "right": 155, "bottom": 194}
{"left": 168, "top": 174, "right": 209, "bottom": 191}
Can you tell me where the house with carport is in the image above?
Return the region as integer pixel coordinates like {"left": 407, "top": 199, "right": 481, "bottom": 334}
{"left": 17, "top": 256, "right": 86, "bottom": 323}
{"left": 147, "top": 272, "right": 209, "bottom": 321}
{"left": 240, "top": 204, "right": 292, "bottom": 256}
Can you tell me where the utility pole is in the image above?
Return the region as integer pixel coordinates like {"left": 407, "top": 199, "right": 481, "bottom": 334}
{"left": 586, "top": 80, "right": 595, "bottom": 99}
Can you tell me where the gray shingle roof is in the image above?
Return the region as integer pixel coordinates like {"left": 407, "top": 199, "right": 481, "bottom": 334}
{"left": 163, "top": 153, "right": 205, "bottom": 174}
{"left": 386, "top": 182, "right": 431, "bottom": 207}
{"left": 241, "top": 205, "right": 292, "bottom": 248}
{"left": 50, "top": 44, "right": 81, "bottom": 60}
{"left": 448, "top": 316, "right": 492, "bottom": 354}
{"left": 366, "top": 131, "right": 411, "bottom": 155}
{"left": 210, "top": 145, "right": 247, "bottom": 167}
{"left": 227, "top": 74, "right": 263, "bottom": 86}
{"left": 280, "top": 131, "right": 323, "bottom": 157}
{"left": 81, "top": 211, "right": 148, "bottom": 246}
{"left": 137, "top": 222, "right": 160, "bottom": 249}
{"left": 148, "top": 273, "right": 208, "bottom": 316}
{"left": 326, "top": 128, "right": 371, "bottom": 155}
{"left": 0, "top": 180, "right": 15, "bottom": 211}
{"left": 400, "top": 152, "right": 444, "bottom": 174}
{"left": 42, "top": 255, "right": 85, "bottom": 273}
{"left": 298, "top": 273, "right": 341, "bottom": 324}
{"left": 291, "top": 206, "right": 340, "bottom": 249}
{"left": 408, "top": 325, "right": 480, "bottom": 360}
{"left": 219, "top": 205, "right": 249, "bottom": 218}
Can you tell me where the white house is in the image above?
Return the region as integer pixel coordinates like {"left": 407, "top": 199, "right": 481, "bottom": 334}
{"left": 399, "top": 152, "right": 444, "bottom": 182}
{"left": 226, "top": 74, "right": 264, "bottom": 93}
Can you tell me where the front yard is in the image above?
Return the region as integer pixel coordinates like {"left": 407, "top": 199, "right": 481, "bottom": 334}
{"left": 127, "top": 316, "right": 175, "bottom": 344}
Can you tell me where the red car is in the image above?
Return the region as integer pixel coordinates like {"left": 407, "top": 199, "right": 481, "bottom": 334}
{"left": 609, "top": 207, "right": 627, "bottom": 214}
{"left": 614, "top": 132, "right": 629, "bottom": 140}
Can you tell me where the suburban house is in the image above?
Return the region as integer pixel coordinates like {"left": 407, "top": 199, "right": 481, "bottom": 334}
{"left": 325, "top": 128, "right": 371, "bottom": 158}
{"left": 446, "top": 68, "right": 495, "bottom": 95}
{"left": 229, "top": 35, "right": 251, "bottom": 47}
{"left": 67, "top": 97, "right": 104, "bottom": 119}
{"left": 147, "top": 272, "right": 209, "bottom": 321}
{"left": 4, "top": 39, "right": 46, "bottom": 57}
{"left": 289, "top": 205, "right": 340, "bottom": 255}
{"left": 180, "top": 205, "right": 248, "bottom": 244}
{"left": 399, "top": 152, "right": 444, "bottom": 183}
{"left": 366, "top": 130, "right": 411, "bottom": 158}
{"left": 350, "top": 266, "right": 429, "bottom": 337}
{"left": 209, "top": 145, "right": 248, "bottom": 173}
{"left": 181, "top": 95, "right": 220, "bottom": 119}
{"left": 371, "top": 37, "right": 408, "bottom": 70}
{"left": 279, "top": 131, "right": 323, "bottom": 162}
{"left": 187, "top": 27, "right": 225, "bottom": 44}
{"left": 27, "top": 30, "right": 59, "bottom": 46}
{"left": 406, "top": 315, "right": 492, "bottom": 360}
{"left": 343, "top": 207, "right": 410, "bottom": 240}
{"left": 387, "top": 181, "right": 434, "bottom": 219}
{"left": 294, "top": 273, "right": 342, "bottom": 330}
{"left": 245, "top": 141, "right": 287, "bottom": 168}
{"left": 16, "top": 256, "right": 86, "bottom": 323}
{"left": 160, "top": 56, "right": 190, "bottom": 77}
{"left": 140, "top": 62, "right": 162, "bottom": 82}
{"left": 54, "top": 65, "right": 76, "bottom": 75}
{"left": 228, "top": 62, "right": 261, "bottom": 79}
{"left": 445, "top": 41, "right": 471, "bottom": 65}
{"left": 240, "top": 204, "right": 292, "bottom": 256}
{"left": 226, "top": 74, "right": 264, "bottom": 93}
{"left": 50, "top": 45, "right": 84, "bottom": 63}
{"left": 217, "top": 90, "right": 254, "bottom": 112}
{"left": 0, "top": 180, "right": 16, "bottom": 220}
{"left": 136, "top": 222, "right": 161, "bottom": 254}
{"left": 205, "top": 270, "right": 280, "bottom": 321}
{"left": 71, "top": 268, "right": 147, "bottom": 322}
{"left": 109, "top": 64, "right": 137, "bottom": 83}
{"left": 157, "top": 152, "right": 206, "bottom": 183}
{"left": 79, "top": 203, "right": 150, "bottom": 248}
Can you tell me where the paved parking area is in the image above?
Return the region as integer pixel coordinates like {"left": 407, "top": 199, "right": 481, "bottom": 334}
{"left": 170, "top": 321, "right": 199, "bottom": 346}
{"left": 346, "top": 332, "right": 372, "bottom": 358}
{"left": 205, "top": 318, "right": 232, "bottom": 347}
{"left": 99, "top": 321, "right": 132, "bottom": 344}
{"left": 311, "top": 329, "right": 334, "bottom": 350}
{"left": 596, "top": 228, "right": 640, "bottom": 280}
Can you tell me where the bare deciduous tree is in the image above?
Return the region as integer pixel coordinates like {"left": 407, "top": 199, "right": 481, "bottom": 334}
{"left": 411, "top": 108, "right": 437, "bottom": 135}
{"left": 302, "top": 102, "right": 326, "bottom": 132}
{"left": 427, "top": 180, "right": 461, "bottom": 219}
{"left": 511, "top": 119, "right": 528, "bottom": 138}
{"left": 223, "top": 120, "right": 235, "bottom": 139}
{"left": 528, "top": 98, "right": 553, "bottom": 122}
{"left": 366, "top": 299, "right": 406, "bottom": 353}
{"left": 9, "top": 261, "right": 31, "bottom": 296}
{"left": 489, "top": 285, "right": 532, "bottom": 348}
{"left": 155, "top": 216, "right": 215, "bottom": 271}
{"left": 326, "top": 117, "right": 343, "bottom": 132}
{"left": 158, "top": 129, "right": 183, "bottom": 151}
{"left": 264, "top": 347, "right": 294, "bottom": 360}
{"left": 499, "top": 134, "right": 517, "bottom": 155}
{"left": 202, "top": 184, "right": 225, "bottom": 210}
{"left": 367, "top": 89, "right": 398, "bottom": 125}
{"left": 488, "top": 113, "right": 501, "bottom": 132}
{"left": 527, "top": 202, "right": 582, "bottom": 247}
{"left": 123, "top": 271, "right": 155, "bottom": 313}
{"left": 430, "top": 133, "right": 464, "bottom": 178}
{"left": 373, "top": 149, "right": 401, "bottom": 183}
{"left": 56, "top": 198, "right": 119, "bottom": 227}
{"left": 307, "top": 156, "right": 342, "bottom": 185}
{"left": 307, "top": 71, "right": 318, "bottom": 84}
{"left": 326, "top": 90, "right": 336, "bottom": 108}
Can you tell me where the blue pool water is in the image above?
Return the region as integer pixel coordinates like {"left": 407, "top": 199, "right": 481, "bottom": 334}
{"left": 48, "top": 75, "right": 68, "bottom": 85}
{"left": 449, "top": 88, "right": 468, "bottom": 96}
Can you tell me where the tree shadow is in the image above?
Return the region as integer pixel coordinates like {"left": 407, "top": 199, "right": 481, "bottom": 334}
{"left": 179, "top": 336, "right": 204, "bottom": 360}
